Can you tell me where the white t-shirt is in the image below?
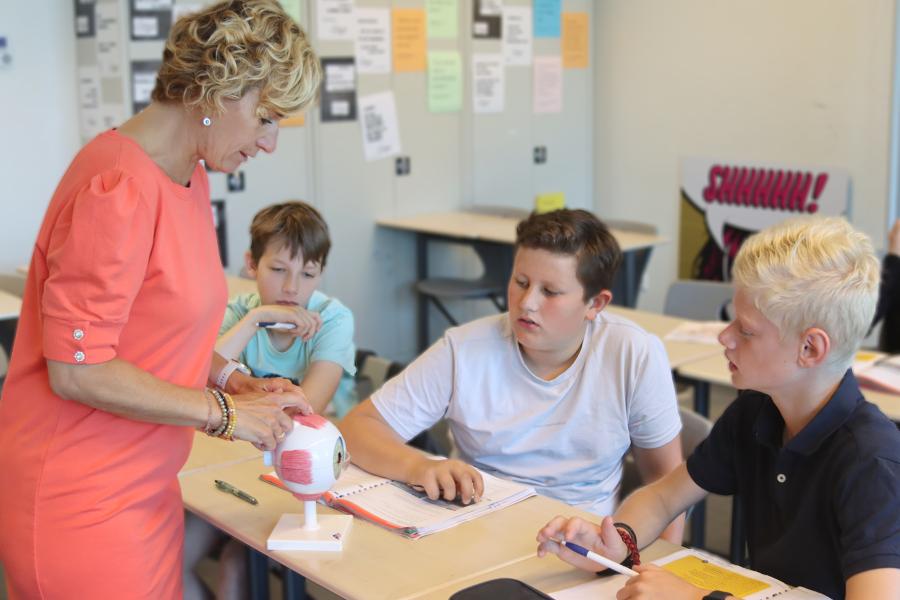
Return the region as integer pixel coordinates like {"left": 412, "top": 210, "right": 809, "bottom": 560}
{"left": 372, "top": 311, "right": 681, "bottom": 515}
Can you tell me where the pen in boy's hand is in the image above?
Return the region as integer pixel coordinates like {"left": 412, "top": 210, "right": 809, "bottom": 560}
{"left": 561, "top": 541, "right": 638, "bottom": 577}
{"left": 215, "top": 479, "right": 258, "bottom": 505}
{"left": 256, "top": 322, "right": 297, "bottom": 330}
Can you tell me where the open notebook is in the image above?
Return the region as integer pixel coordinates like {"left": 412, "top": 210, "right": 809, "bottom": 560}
{"left": 550, "top": 548, "right": 829, "bottom": 599}
{"left": 261, "top": 463, "right": 536, "bottom": 539}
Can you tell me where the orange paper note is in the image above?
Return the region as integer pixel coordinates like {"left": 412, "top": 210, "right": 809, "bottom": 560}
{"left": 562, "top": 12, "right": 589, "bottom": 69}
{"left": 393, "top": 8, "right": 427, "bottom": 72}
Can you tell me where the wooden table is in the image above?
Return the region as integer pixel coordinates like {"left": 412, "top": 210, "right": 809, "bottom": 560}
{"left": 412, "top": 539, "right": 681, "bottom": 600}
{"left": 677, "top": 353, "right": 900, "bottom": 423}
{"left": 179, "top": 454, "right": 620, "bottom": 600}
{"left": 376, "top": 211, "right": 668, "bottom": 351}
{"left": 605, "top": 306, "right": 723, "bottom": 370}
{"left": 0, "top": 289, "right": 22, "bottom": 321}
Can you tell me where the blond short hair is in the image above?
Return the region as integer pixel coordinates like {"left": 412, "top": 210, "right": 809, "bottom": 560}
{"left": 733, "top": 216, "right": 879, "bottom": 370}
{"left": 152, "top": 0, "right": 321, "bottom": 118}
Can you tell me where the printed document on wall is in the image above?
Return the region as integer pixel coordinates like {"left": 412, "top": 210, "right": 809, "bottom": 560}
{"left": 359, "top": 92, "right": 401, "bottom": 162}
{"left": 426, "top": 0, "right": 458, "bottom": 39}
{"left": 533, "top": 55, "right": 562, "bottom": 113}
{"left": 318, "top": 0, "right": 355, "bottom": 40}
{"left": 355, "top": 8, "right": 390, "bottom": 74}
{"left": 502, "top": 6, "right": 532, "bottom": 66}
{"left": 562, "top": 12, "right": 589, "bottom": 68}
{"left": 77, "top": 66, "right": 102, "bottom": 140}
{"left": 427, "top": 51, "right": 462, "bottom": 113}
{"left": 96, "top": 2, "right": 122, "bottom": 78}
{"left": 472, "top": 54, "right": 504, "bottom": 113}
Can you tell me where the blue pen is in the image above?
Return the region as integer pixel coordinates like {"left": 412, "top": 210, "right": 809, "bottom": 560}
{"left": 562, "top": 541, "right": 638, "bottom": 576}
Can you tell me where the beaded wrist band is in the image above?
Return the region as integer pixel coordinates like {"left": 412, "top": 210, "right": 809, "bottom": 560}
{"left": 614, "top": 521, "right": 641, "bottom": 567}
{"left": 221, "top": 393, "right": 237, "bottom": 441}
{"left": 201, "top": 388, "right": 216, "bottom": 433}
{"left": 208, "top": 389, "right": 229, "bottom": 438}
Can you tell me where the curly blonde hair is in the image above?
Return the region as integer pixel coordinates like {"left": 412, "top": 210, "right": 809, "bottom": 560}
{"left": 152, "top": 0, "right": 321, "bottom": 118}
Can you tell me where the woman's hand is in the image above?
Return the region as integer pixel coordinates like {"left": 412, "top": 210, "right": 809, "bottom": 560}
{"left": 536, "top": 516, "right": 629, "bottom": 573}
{"left": 254, "top": 304, "right": 323, "bottom": 341}
{"left": 616, "top": 564, "right": 710, "bottom": 600}
{"left": 229, "top": 387, "right": 311, "bottom": 451}
{"left": 408, "top": 457, "right": 484, "bottom": 505}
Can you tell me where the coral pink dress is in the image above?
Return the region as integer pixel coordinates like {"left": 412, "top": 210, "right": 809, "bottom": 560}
{"left": 0, "top": 130, "right": 226, "bottom": 599}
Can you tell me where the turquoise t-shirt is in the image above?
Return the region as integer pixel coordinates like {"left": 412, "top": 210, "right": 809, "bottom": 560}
{"left": 220, "top": 290, "right": 358, "bottom": 418}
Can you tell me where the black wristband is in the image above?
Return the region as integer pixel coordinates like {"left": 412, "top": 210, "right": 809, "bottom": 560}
{"left": 613, "top": 521, "right": 637, "bottom": 548}
{"left": 703, "top": 592, "right": 731, "bottom": 600}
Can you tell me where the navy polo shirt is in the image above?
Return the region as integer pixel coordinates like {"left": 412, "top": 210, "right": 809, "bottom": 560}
{"left": 686, "top": 371, "right": 900, "bottom": 599}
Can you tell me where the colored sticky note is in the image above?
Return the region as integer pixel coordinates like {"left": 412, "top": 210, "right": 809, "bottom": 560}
{"left": 534, "top": 0, "right": 561, "bottom": 38}
{"left": 427, "top": 0, "right": 458, "bottom": 39}
{"left": 535, "top": 193, "right": 565, "bottom": 213}
{"left": 278, "top": 0, "right": 302, "bottom": 24}
{"left": 428, "top": 51, "right": 462, "bottom": 113}
{"left": 562, "top": 12, "right": 589, "bottom": 68}
{"left": 280, "top": 113, "right": 305, "bottom": 127}
{"left": 393, "top": 8, "right": 427, "bottom": 72}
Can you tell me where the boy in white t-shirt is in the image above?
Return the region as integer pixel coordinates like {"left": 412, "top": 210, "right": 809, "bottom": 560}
{"left": 341, "top": 209, "right": 685, "bottom": 541}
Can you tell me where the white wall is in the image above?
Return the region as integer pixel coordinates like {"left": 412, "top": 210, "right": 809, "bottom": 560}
{"left": 0, "top": 1, "right": 80, "bottom": 273}
{"left": 593, "top": 0, "right": 897, "bottom": 312}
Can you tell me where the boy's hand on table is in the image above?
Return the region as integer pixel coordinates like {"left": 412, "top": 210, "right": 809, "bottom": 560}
{"left": 536, "top": 516, "right": 629, "bottom": 573}
{"left": 226, "top": 371, "right": 301, "bottom": 396}
{"left": 255, "top": 304, "right": 323, "bottom": 341}
{"left": 617, "top": 564, "right": 710, "bottom": 600}
{"left": 409, "top": 458, "right": 484, "bottom": 505}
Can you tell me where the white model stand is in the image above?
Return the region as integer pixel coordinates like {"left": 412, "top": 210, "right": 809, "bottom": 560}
{"left": 266, "top": 501, "right": 352, "bottom": 552}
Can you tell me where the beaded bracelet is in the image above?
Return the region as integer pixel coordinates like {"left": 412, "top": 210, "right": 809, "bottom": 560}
{"left": 221, "top": 392, "right": 237, "bottom": 441}
{"left": 209, "top": 388, "right": 230, "bottom": 438}
{"left": 201, "top": 388, "right": 216, "bottom": 433}
{"left": 613, "top": 521, "right": 641, "bottom": 567}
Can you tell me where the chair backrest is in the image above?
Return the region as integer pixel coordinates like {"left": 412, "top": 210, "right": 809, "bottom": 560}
{"left": 664, "top": 279, "right": 734, "bottom": 321}
{"left": 472, "top": 241, "right": 513, "bottom": 286}
{"left": 678, "top": 407, "right": 713, "bottom": 456}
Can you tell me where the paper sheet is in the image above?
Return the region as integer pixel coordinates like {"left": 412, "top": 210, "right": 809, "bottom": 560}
{"left": 663, "top": 321, "right": 728, "bottom": 345}
{"left": 503, "top": 6, "right": 532, "bottom": 66}
{"left": 533, "top": 56, "right": 562, "bottom": 114}
{"left": 472, "top": 54, "right": 504, "bottom": 114}
{"left": 359, "top": 91, "right": 401, "bottom": 161}
{"left": 355, "top": 8, "right": 391, "bottom": 74}
{"left": 426, "top": 0, "right": 458, "bottom": 39}
{"left": 427, "top": 51, "right": 462, "bottom": 113}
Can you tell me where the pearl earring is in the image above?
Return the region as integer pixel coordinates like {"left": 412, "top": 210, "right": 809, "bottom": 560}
{"left": 202, "top": 117, "right": 212, "bottom": 127}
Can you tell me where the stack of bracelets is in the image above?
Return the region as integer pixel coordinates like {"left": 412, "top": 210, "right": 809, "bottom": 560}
{"left": 614, "top": 522, "right": 641, "bottom": 568}
{"left": 203, "top": 387, "right": 237, "bottom": 441}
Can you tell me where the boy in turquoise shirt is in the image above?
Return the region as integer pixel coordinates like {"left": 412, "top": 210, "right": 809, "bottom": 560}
{"left": 217, "top": 201, "right": 357, "bottom": 417}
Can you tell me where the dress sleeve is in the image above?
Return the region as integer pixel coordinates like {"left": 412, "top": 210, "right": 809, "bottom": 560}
{"left": 41, "top": 170, "right": 155, "bottom": 365}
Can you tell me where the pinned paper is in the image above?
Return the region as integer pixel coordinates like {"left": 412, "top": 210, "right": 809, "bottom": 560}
{"left": 502, "top": 6, "right": 532, "bottom": 66}
{"left": 318, "top": 0, "right": 354, "bottom": 40}
{"left": 359, "top": 91, "right": 402, "bottom": 162}
{"left": 535, "top": 192, "right": 565, "bottom": 213}
{"left": 533, "top": 56, "right": 562, "bottom": 114}
{"left": 533, "top": 0, "right": 561, "bottom": 38}
{"left": 356, "top": 8, "right": 391, "bottom": 74}
{"left": 472, "top": 54, "right": 504, "bottom": 114}
{"left": 427, "top": 51, "right": 462, "bottom": 113}
{"left": 393, "top": 9, "right": 427, "bottom": 72}
{"left": 562, "top": 13, "right": 589, "bottom": 68}
{"left": 427, "top": 0, "right": 457, "bottom": 39}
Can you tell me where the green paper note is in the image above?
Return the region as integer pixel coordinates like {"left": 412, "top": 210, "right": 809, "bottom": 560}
{"left": 428, "top": 51, "right": 462, "bottom": 113}
{"left": 426, "top": 0, "right": 458, "bottom": 39}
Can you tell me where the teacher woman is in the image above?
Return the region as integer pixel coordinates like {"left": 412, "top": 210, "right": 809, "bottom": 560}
{"left": 0, "top": 1, "right": 322, "bottom": 598}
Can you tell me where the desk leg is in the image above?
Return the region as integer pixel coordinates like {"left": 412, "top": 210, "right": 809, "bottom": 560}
{"left": 622, "top": 253, "right": 636, "bottom": 308}
{"left": 247, "top": 548, "right": 269, "bottom": 600}
{"left": 283, "top": 569, "right": 308, "bottom": 600}
{"left": 689, "top": 500, "right": 706, "bottom": 550}
{"left": 417, "top": 234, "right": 429, "bottom": 353}
{"left": 730, "top": 494, "right": 747, "bottom": 566}
{"left": 693, "top": 380, "right": 710, "bottom": 418}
